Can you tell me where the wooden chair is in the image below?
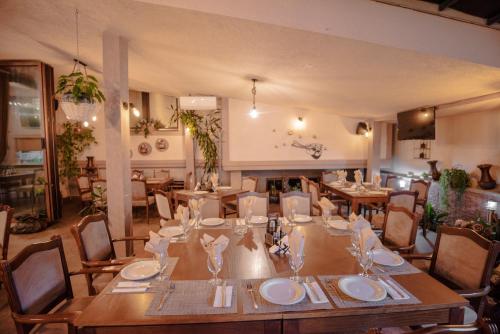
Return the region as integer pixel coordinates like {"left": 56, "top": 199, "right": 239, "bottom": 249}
{"left": 404, "top": 226, "right": 500, "bottom": 325}
{"left": 321, "top": 170, "right": 337, "bottom": 185}
{"left": 380, "top": 204, "right": 419, "bottom": 254}
{"left": 280, "top": 191, "right": 312, "bottom": 217}
{"left": 71, "top": 213, "right": 149, "bottom": 295}
{"left": 0, "top": 204, "right": 13, "bottom": 262}
{"left": 236, "top": 192, "right": 269, "bottom": 218}
{"left": 155, "top": 190, "right": 173, "bottom": 227}
{"left": 0, "top": 235, "right": 111, "bottom": 334}
{"left": 385, "top": 175, "right": 398, "bottom": 189}
{"left": 223, "top": 176, "right": 259, "bottom": 217}
{"left": 410, "top": 179, "right": 431, "bottom": 235}
{"left": 369, "top": 190, "right": 418, "bottom": 229}
{"left": 300, "top": 176, "right": 309, "bottom": 193}
{"left": 308, "top": 180, "right": 343, "bottom": 216}
{"left": 184, "top": 171, "right": 193, "bottom": 190}
{"left": 154, "top": 169, "right": 170, "bottom": 179}
{"left": 76, "top": 174, "right": 92, "bottom": 205}
{"left": 131, "top": 179, "right": 155, "bottom": 224}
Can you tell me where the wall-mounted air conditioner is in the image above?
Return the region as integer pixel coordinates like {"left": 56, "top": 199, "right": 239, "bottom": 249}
{"left": 179, "top": 96, "right": 217, "bottom": 110}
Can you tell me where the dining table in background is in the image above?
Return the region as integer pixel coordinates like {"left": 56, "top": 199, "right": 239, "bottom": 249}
{"left": 146, "top": 177, "right": 174, "bottom": 192}
{"left": 173, "top": 188, "right": 248, "bottom": 216}
{"left": 74, "top": 219, "right": 467, "bottom": 334}
{"left": 323, "top": 182, "right": 393, "bottom": 215}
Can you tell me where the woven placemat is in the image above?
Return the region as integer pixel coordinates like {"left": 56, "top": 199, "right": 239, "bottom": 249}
{"left": 145, "top": 280, "right": 237, "bottom": 316}
{"left": 370, "top": 261, "right": 421, "bottom": 276}
{"left": 318, "top": 275, "right": 420, "bottom": 308}
{"left": 197, "top": 220, "right": 233, "bottom": 230}
{"left": 240, "top": 277, "right": 333, "bottom": 314}
{"left": 105, "top": 257, "right": 179, "bottom": 294}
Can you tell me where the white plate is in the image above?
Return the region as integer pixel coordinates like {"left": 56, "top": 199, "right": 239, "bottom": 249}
{"left": 338, "top": 276, "right": 387, "bottom": 302}
{"left": 259, "top": 278, "right": 306, "bottom": 305}
{"left": 158, "top": 226, "right": 184, "bottom": 238}
{"left": 201, "top": 218, "right": 225, "bottom": 226}
{"left": 120, "top": 260, "right": 159, "bottom": 281}
{"left": 193, "top": 190, "right": 208, "bottom": 195}
{"left": 216, "top": 186, "right": 232, "bottom": 191}
{"left": 293, "top": 215, "right": 312, "bottom": 223}
{"left": 373, "top": 249, "right": 404, "bottom": 267}
{"left": 328, "top": 220, "right": 348, "bottom": 230}
{"left": 250, "top": 216, "right": 268, "bottom": 224}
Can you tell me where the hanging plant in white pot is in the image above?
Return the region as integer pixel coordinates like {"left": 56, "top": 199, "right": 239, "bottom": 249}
{"left": 56, "top": 9, "right": 105, "bottom": 126}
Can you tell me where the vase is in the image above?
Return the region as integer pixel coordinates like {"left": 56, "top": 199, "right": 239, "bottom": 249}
{"left": 85, "top": 156, "right": 97, "bottom": 176}
{"left": 427, "top": 160, "right": 441, "bottom": 181}
{"left": 477, "top": 164, "right": 496, "bottom": 190}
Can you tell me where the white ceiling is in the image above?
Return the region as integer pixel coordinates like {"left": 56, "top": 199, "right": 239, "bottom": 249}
{"left": 1, "top": 0, "right": 500, "bottom": 119}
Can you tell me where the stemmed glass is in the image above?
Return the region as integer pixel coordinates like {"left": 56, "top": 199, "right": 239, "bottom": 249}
{"left": 288, "top": 208, "right": 297, "bottom": 227}
{"left": 321, "top": 208, "right": 331, "bottom": 226}
{"left": 288, "top": 252, "right": 304, "bottom": 282}
{"left": 156, "top": 250, "right": 169, "bottom": 282}
{"left": 194, "top": 210, "right": 202, "bottom": 229}
{"left": 244, "top": 208, "right": 253, "bottom": 225}
{"left": 180, "top": 218, "right": 190, "bottom": 241}
{"left": 349, "top": 230, "right": 360, "bottom": 257}
{"left": 357, "top": 249, "right": 374, "bottom": 277}
{"left": 207, "top": 253, "right": 223, "bottom": 285}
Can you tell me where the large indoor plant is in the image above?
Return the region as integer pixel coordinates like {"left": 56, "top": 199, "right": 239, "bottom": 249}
{"left": 439, "top": 168, "right": 469, "bottom": 210}
{"left": 423, "top": 203, "right": 448, "bottom": 232}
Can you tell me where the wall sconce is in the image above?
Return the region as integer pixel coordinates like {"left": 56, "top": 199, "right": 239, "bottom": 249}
{"left": 130, "top": 103, "right": 141, "bottom": 118}
{"left": 398, "top": 179, "right": 407, "bottom": 189}
{"left": 293, "top": 116, "right": 305, "bottom": 130}
{"left": 356, "top": 122, "right": 371, "bottom": 137}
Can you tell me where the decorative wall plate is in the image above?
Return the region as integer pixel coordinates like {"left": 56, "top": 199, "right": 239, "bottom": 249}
{"left": 155, "top": 138, "right": 169, "bottom": 151}
{"left": 138, "top": 142, "right": 152, "bottom": 155}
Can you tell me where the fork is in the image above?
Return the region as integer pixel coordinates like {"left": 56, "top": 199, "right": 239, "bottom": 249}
{"left": 246, "top": 283, "right": 259, "bottom": 309}
{"left": 157, "top": 282, "right": 176, "bottom": 311}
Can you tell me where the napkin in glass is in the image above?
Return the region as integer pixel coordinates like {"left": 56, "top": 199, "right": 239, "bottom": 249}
{"left": 200, "top": 233, "right": 229, "bottom": 258}
{"left": 318, "top": 197, "right": 337, "bottom": 216}
{"left": 288, "top": 229, "right": 305, "bottom": 257}
{"left": 354, "top": 169, "right": 363, "bottom": 185}
{"left": 358, "top": 224, "right": 383, "bottom": 253}
{"left": 144, "top": 231, "right": 170, "bottom": 256}
{"left": 348, "top": 214, "right": 371, "bottom": 231}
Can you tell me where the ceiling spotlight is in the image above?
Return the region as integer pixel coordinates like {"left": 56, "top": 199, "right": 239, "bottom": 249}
{"left": 83, "top": 121, "right": 89, "bottom": 127}
{"left": 92, "top": 115, "right": 97, "bottom": 122}
{"left": 356, "top": 122, "right": 371, "bottom": 137}
{"left": 293, "top": 116, "right": 305, "bottom": 130}
{"left": 249, "top": 78, "right": 259, "bottom": 118}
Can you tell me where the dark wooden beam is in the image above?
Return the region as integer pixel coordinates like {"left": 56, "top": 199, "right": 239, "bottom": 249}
{"left": 438, "top": 0, "right": 459, "bottom": 11}
{"left": 486, "top": 11, "right": 500, "bottom": 26}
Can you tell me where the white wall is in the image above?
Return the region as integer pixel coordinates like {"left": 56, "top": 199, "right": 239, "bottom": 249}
{"left": 227, "top": 99, "right": 368, "bottom": 162}
{"left": 391, "top": 109, "right": 500, "bottom": 183}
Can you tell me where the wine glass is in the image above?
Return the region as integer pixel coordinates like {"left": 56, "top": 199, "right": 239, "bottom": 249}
{"left": 244, "top": 208, "right": 253, "bottom": 225}
{"left": 288, "top": 252, "right": 304, "bottom": 282}
{"left": 357, "top": 249, "right": 374, "bottom": 277}
{"left": 321, "top": 208, "right": 331, "bottom": 226}
{"left": 288, "top": 208, "right": 297, "bottom": 227}
{"left": 349, "top": 230, "right": 360, "bottom": 257}
{"left": 207, "top": 253, "right": 223, "bottom": 285}
{"left": 194, "top": 210, "right": 201, "bottom": 229}
{"left": 156, "top": 250, "right": 169, "bottom": 282}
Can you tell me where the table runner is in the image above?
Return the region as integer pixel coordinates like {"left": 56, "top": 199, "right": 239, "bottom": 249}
{"left": 318, "top": 275, "right": 420, "bottom": 308}
{"left": 105, "top": 257, "right": 179, "bottom": 294}
{"left": 145, "top": 280, "right": 238, "bottom": 316}
{"left": 240, "top": 277, "right": 333, "bottom": 314}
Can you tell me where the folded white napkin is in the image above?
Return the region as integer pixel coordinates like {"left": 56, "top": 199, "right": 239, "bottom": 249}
{"left": 318, "top": 197, "right": 337, "bottom": 215}
{"left": 173, "top": 205, "right": 189, "bottom": 222}
{"left": 213, "top": 285, "right": 233, "bottom": 307}
{"left": 348, "top": 214, "right": 371, "bottom": 231}
{"left": 288, "top": 229, "right": 305, "bottom": 257}
{"left": 117, "top": 281, "right": 150, "bottom": 288}
{"left": 194, "top": 182, "right": 201, "bottom": 191}
{"left": 359, "top": 225, "right": 383, "bottom": 253}
{"left": 303, "top": 281, "right": 329, "bottom": 304}
{"left": 210, "top": 173, "right": 219, "bottom": 188}
{"left": 200, "top": 233, "right": 229, "bottom": 258}
{"left": 378, "top": 278, "right": 409, "bottom": 300}
{"left": 354, "top": 169, "right": 363, "bottom": 185}
{"left": 336, "top": 170, "right": 347, "bottom": 182}
{"left": 373, "top": 174, "right": 382, "bottom": 187}
{"left": 144, "top": 231, "right": 170, "bottom": 255}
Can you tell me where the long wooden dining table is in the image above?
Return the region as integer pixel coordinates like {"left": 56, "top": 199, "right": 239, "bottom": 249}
{"left": 75, "top": 219, "right": 467, "bottom": 334}
{"left": 323, "top": 183, "right": 392, "bottom": 214}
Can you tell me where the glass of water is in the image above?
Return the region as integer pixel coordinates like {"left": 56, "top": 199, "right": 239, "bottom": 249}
{"left": 288, "top": 253, "right": 304, "bottom": 282}
{"left": 207, "top": 253, "right": 223, "bottom": 285}
{"left": 357, "top": 249, "right": 374, "bottom": 277}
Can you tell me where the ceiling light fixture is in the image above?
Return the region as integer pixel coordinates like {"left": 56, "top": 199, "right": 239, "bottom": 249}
{"left": 249, "top": 78, "right": 259, "bottom": 119}
{"left": 131, "top": 103, "right": 141, "bottom": 118}
{"left": 294, "top": 116, "right": 305, "bottom": 130}
{"left": 356, "top": 121, "right": 372, "bottom": 137}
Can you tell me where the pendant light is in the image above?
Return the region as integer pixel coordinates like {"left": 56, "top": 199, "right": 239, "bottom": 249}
{"left": 249, "top": 78, "right": 259, "bottom": 118}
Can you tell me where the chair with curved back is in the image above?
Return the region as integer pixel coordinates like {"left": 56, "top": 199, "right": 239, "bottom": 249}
{"left": 308, "top": 180, "right": 343, "bottom": 216}
{"left": 280, "top": 191, "right": 311, "bottom": 217}
{"left": 71, "top": 213, "right": 149, "bottom": 295}
{"left": 195, "top": 196, "right": 221, "bottom": 219}
{"left": 369, "top": 190, "right": 418, "bottom": 229}
{"left": 236, "top": 192, "right": 269, "bottom": 218}
{"left": 321, "top": 170, "right": 337, "bottom": 185}
{"left": 410, "top": 179, "right": 431, "bottom": 235}
{"left": 385, "top": 175, "right": 398, "bottom": 189}
{"left": 155, "top": 190, "right": 173, "bottom": 227}
{"left": 223, "top": 176, "right": 259, "bottom": 217}
{"left": 131, "top": 179, "right": 155, "bottom": 224}
{"left": 380, "top": 204, "right": 419, "bottom": 253}
{"left": 300, "top": 176, "right": 309, "bottom": 193}
{"left": 0, "top": 235, "right": 107, "bottom": 334}
{"left": 76, "top": 174, "right": 92, "bottom": 205}
{"left": 1, "top": 204, "right": 14, "bottom": 263}
{"left": 184, "top": 171, "right": 193, "bottom": 190}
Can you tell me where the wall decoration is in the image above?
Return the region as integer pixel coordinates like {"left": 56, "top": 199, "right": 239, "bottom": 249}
{"left": 413, "top": 140, "right": 431, "bottom": 159}
{"left": 155, "top": 138, "right": 169, "bottom": 151}
{"left": 291, "top": 140, "right": 326, "bottom": 159}
{"left": 138, "top": 142, "right": 152, "bottom": 156}
{"left": 133, "top": 118, "right": 165, "bottom": 138}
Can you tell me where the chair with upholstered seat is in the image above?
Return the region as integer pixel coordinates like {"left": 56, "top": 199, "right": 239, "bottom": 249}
{"left": 380, "top": 204, "right": 419, "bottom": 253}
{"left": 321, "top": 170, "right": 337, "bottom": 185}
{"left": 404, "top": 226, "right": 500, "bottom": 326}
{"left": 280, "top": 191, "right": 311, "bottom": 217}
{"left": 197, "top": 197, "right": 222, "bottom": 219}
{"left": 184, "top": 171, "right": 193, "bottom": 190}
{"left": 385, "top": 175, "right": 398, "bottom": 189}
{"left": 300, "top": 176, "right": 309, "bottom": 193}
{"left": 131, "top": 179, "right": 155, "bottom": 224}
{"left": 155, "top": 190, "right": 173, "bottom": 227}
{"left": 308, "top": 180, "right": 343, "bottom": 216}
{"left": 369, "top": 191, "right": 418, "bottom": 229}
{"left": 0, "top": 235, "right": 112, "bottom": 334}
{"left": 236, "top": 192, "right": 269, "bottom": 218}
{"left": 410, "top": 179, "right": 431, "bottom": 235}
{"left": 76, "top": 174, "right": 92, "bottom": 205}
{"left": 1, "top": 204, "right": 13, "bottom": 263}
{"left": 71, "top": 213, "right": 149, "bottom": 295}
{"left": 223, "top": 176, "right": 259, "bottom": 217}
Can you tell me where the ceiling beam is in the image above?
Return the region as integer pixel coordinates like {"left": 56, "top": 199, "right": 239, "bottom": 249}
{"left": 486, "top": 11, "right": 500, "bottom": 26}
{"left": 438, "top": 0, "right": 459, "bottom": 11}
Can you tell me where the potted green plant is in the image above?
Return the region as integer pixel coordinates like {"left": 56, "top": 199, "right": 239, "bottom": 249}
{"left": 439, "top": 168, "right": 469, "bottom": 210}
{"left": 423, "top": 203, "right": 448, "bottom": 232}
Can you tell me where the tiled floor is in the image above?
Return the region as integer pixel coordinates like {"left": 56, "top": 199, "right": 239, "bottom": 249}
{"left": 0, "top": 200, "right": 435, "bottom": 334}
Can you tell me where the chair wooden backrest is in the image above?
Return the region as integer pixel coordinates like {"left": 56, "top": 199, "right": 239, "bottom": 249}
{"left": 0, "top": 235, "right": 73, "bottom": 334}
{"left": 185, "top": 171, "right": 193, "bottom": 190}
{"left": 410, "top": 179, "right": 430, "bottom": 204}
{"left": 299, "top": 176, "right": 309, "bottom": 193}
{"left": 242, "top": 176, "right": 258, "bottom": 192}
{"left": 429, "top": 226, "right": 500, "bottom": 318}
{"left": 155, "top": 190, "right": 173, "bottom": 221}
{"left": 321, "top": 171, "right": 337, "bottom": 184}
{"left": 308, "top": 180, "right": 321, "bottom": 206}
{"left": 381, "top": 204, "right": 419, "bottom": 251}
{"left": 385, "top": 175, "right": 398, "bottom": 189}
{"left": 280, "top": 191, "right": 312, "bottom": 217}
{"left": 388, "top": 191, "right": 418, "bottom": 213}
{"left": 236, "top": 192, "right": 269, "bottom": 218}
{"left": 76, "top": 174, "right": 90, "bottom": 192}
{"left": 199, "top": 197, "right": 221, "bottom": 219}
{"left": 0, "top": 204, "right": 14, "bottom": 261}
{"left": 131, "top": 179, "right": 147, "bottom": 202}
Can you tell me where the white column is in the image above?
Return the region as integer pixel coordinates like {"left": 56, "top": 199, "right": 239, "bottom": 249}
{"left": 102, "top": 32, "right": 133, "bottom": 256}
{"left": 366, "top": 121, "right": 382, "bottom": 182}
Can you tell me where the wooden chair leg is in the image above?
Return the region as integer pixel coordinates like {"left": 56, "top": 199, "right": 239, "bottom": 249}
{"left": 146, "top": 204, "right": 149, "bottom": 224}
